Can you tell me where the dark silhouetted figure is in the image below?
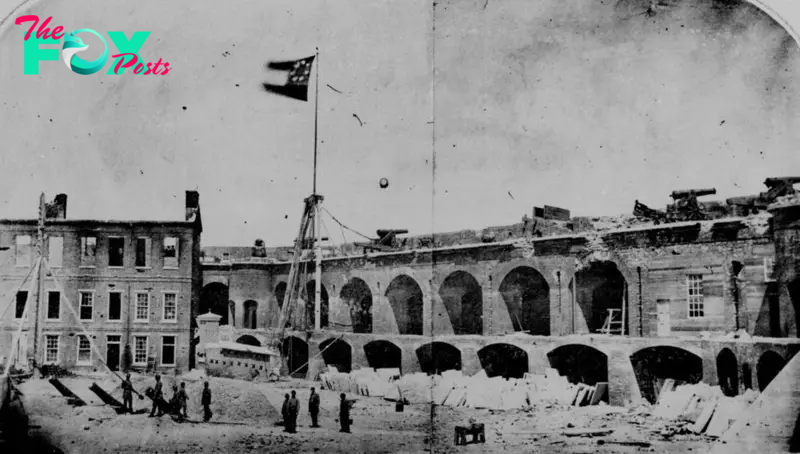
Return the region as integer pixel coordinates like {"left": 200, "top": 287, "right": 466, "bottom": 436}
{"left": 287, "top": 390, "right": 299, "bottom": 433}
{"left": 178, "top": 382, "right": 188, "bottom": 418}
{"left": 282, "top": 393, "right": 290, "bottom": 432}
{"left": 122, "top": 373, "right": 134, "bottom": 413}
{"left": 339, "top": 393, "right": 351, "bottom": 433}
{"left": 309, "top": 387, "right": 320, "bottom": 428}
{"left": 149, "top": 375, "right": 164, "bottom": 417}
{"left": 201, "top": 381, "right": 212, "bottom": 422}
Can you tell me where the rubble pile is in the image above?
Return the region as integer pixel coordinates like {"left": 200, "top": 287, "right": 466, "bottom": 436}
{"left": 319, "top": 367, "right": 610, "bottom": 411}
{"left": 650, "top": 380, "right": 759, "bottom": 439}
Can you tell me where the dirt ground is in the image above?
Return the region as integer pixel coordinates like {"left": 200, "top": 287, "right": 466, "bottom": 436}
{"left": 10, "top": 372, "right": 720, "bottom": 453}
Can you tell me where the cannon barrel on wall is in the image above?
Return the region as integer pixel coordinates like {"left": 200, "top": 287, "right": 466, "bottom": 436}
{"left": 765, "top": 177, "right": 800, "bottom": 187}
{"left": 670, "top": 188, "right": 717, "bottom": 200}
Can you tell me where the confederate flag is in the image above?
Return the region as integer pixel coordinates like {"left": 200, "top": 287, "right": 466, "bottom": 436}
{"left": 263, "top": 56, "right": 316, "bottom": 101}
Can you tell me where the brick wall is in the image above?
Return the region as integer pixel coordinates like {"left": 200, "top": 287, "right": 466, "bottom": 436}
{"left": 0, "top": 220, "right": 199, "bottom": 373}
{"left": 203, "top": 221, "right": 784, "bottom": 339}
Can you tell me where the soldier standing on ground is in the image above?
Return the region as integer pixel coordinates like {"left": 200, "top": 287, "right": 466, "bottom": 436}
{"left": 122, "top": 373, "right": 134, "bottom": 414}
{"left": 309, "top": 387, "right": 320, "bottom": 428}
{"left": 201, "top": 381, "right": 212, "bottom": 422}
{"left": 178, "top": 382, "right": 188, "bottom": 418}
{"left": 149, "top": 375, "right": 164, "bottom": 417}
{"left": 282, "top": 393, "right": 290, "bottom": 432}
{"left": 170, "top": 383, "right": 179, "bottom": 415}
{"left": 287, "top": 390, "right": 300, "bottom": 433}
{"left": 339, "top": 393, "right": 351, "bottom": 433}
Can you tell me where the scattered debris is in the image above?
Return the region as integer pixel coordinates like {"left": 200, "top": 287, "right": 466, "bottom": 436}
{"left": 321, "top": 367, "right": 607, "bottom": 411}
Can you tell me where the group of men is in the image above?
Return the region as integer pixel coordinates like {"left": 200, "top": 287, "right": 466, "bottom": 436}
{"left": 120, "top": 374, "right": 352, "bottom": 431}
{"left": 120, "top": 373, "right": 213, "bottom": 422}
{"left": 282, "top": 388, "right": 353, "bottom": 433}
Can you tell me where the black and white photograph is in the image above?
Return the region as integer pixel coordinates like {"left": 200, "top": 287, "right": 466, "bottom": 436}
{"left": 0, "top": 0, "right": 799, "bottom": 452}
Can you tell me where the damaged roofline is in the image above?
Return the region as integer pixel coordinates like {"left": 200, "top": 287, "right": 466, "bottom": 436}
{"left": 0, "top": 219, "right": 198, "bottom": 228}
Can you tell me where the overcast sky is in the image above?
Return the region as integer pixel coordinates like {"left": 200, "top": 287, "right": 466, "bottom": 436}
{"left": 1, "top": 0, "right": 799, "bottom": 247}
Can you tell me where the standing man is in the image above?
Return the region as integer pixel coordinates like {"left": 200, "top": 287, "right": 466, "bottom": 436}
{"left": 339, "top": 393, "right": 351, "bottom": 433}
{"left": 287, "top": 390, "right": 300, "bottom": 433}
{"left": 201, "top": 381, "right": 212, "bottom": 422}
{"left": 178, "top": 382, "right": 189, "bottom": 419}
{"left": 308, "top": 387, "right": 321, "bottom": 428}
{"left": 122, "top": 373, "right": 134, "bottom": 414}
{"left": 281, "top": 393, "right": 290, "bottom": 431}
{"left": 149, "top": 375, "right": 164, "bottom": 417}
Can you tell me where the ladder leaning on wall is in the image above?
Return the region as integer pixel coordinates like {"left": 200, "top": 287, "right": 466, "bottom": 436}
{"left": 600, "top": 309, "right": 624, "bottom": 335}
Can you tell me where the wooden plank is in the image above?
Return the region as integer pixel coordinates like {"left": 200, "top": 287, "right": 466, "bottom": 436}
{"left": 692, "top": 397, "right": 718, "bottom": 433}
{"left": 88, "top": 383, "right": 124, "bottom": 408}
{"left": 48, "top": 378, "right": 86, "bottom": 406}
{"left": 562, "top": 428, "right": 614, "bottom": 437}
{"left": 590, "top": 383, "right": 608, "bottom": 405}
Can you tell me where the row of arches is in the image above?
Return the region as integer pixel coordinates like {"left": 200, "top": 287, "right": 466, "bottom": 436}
{"left": 201, "top": 260, "right": 629, "bottom": 335}
{"left": 245, "top": 335, "right": 791, "bottom": 403}
{"left": 716, "top": 348, "right": 787, "bottom": 397}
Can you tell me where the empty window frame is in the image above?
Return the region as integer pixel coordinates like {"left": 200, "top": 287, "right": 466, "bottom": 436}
{"left": 135, "top": 237, "right": 151, "bottom": 268}
{"left": 80, "top": 236, "right": 97, "bottom": 267}
{"left": 14, "top": 291, "right": 28, "bottom": 319}
{"left": 108, "top": 292, "right": 122, "bottom": 321}
{"left": 47, "top": 291, "right": 60, "bottom": 320}
{"left": 163, "top": 237, "right": 179, "bottom": 268}
{"left": 108, "top": 237, "right": 125, "bottom": 267}
{"left": 161, "top": 336, "right": 176, "bottom": 366}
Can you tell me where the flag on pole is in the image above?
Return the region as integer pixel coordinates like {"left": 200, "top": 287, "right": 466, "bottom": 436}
{"left": 263, "top": 56, "right": 316, "bottom": 101}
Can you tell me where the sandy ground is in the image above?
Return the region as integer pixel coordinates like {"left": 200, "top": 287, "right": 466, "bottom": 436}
{"left": 10, "top": 372, "right": 720, "bottom": 453}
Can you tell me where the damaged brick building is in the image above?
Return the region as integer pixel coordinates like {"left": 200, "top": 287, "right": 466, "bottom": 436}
{"left": 0, "top": 191, "right": 203, "bottom": 373}
{"left": 200, "top": 191, "right": 800, "bottom": 405}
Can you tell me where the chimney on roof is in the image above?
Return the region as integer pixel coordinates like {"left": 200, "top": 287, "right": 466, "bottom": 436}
{"left": 45, "top": 194, "right": 67, "bottom": 219}
{"left": 185, "top": 191, "right": 200, "bottom": 222}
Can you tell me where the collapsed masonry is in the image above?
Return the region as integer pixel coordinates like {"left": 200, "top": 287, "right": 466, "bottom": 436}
{"left": 315, "top": 364, "right": 763, "bottom": 442}
{"left": 317, "top": 366, "right": 607, "bottom": 410}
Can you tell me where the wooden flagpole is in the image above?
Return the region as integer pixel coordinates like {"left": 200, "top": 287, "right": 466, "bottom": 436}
{"left": 313, "top": 47, "right": 323, "bottom": 332}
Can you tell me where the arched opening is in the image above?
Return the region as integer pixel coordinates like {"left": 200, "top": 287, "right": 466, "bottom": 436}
{"left": 630, "top": 346, "right": 703, "bottom": 404}
{"left": 438, "top": 271, "right": 484, "bottom": 335}
{"left": 571, "top": 261, "right": 628, "bottom": 334}
{"left": 478, "top": 343, "right": 529, "bottom": 379}
{"left": 385, "top": 275, "right": 424, "bottom": 335}
{"left": 742, "top": 362, "right": 753, "bottom": 390}
{"left": 789, "top": 278, "right": 800, "bottom": 336}
{"left": 364, "top": 340, "right": 402, "bottom": 371}
{"left": 416, "top": 342, "right": 461, "bottom": 375}
{"left": 498, "top": 266, "right": 551, "bottom": 335}
{"left": 243, "top": 300, "right": 258, "bottom": 329}
{"left": 275, "top": 282, "right": 287, "bottom": 310}
{"left": 281, "top": 336, "right": 309, "bottom": 378}
{"left": 199, "top": 282, "right": 229, "bottom": 325}
{"left": 301, "top": 281, "right": 329, "bottom": 329}
{"left": 340, "top": 278, "right": 373, "bottom": 334}
{"left": 716, "top": 348, "right": 739, "bottom": 397}
{"left": 757, "top": 350, "right": 786, "bottom": 391}
{"left": 236, "top": 335, "right": 261, "bottom": 347}
{"left": 229, "top": 301, "right": 236, "bottom": 328}
{"left": 320, "top": 338, "right": 352, "bottom": 373}
{"left": 547, "top": 344, "right": 609, "bottom": 389}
